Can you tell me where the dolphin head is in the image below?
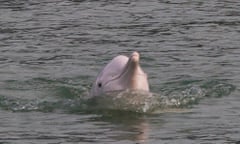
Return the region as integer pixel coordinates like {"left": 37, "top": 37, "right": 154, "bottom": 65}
{"left": 91, "top": 52, "right": 149, "bottom": 96}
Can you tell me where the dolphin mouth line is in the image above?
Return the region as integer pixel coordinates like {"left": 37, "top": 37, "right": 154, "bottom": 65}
{"left": 102, "top": 55, "right": 146, "bottom": 89}
{"left": 102, "top": 57, "right": 132, "bottom": 88}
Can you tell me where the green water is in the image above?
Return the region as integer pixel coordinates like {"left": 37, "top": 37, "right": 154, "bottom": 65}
{"left": 0, "top": 0, "right": 240, "bottom": 143}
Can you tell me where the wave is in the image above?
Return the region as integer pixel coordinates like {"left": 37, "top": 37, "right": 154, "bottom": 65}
{"left": 0, "top": 78, "right": 235, "bottom": 113}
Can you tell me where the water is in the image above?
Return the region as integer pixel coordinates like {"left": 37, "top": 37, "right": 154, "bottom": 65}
{"left": 0, "top": 0, "right": 240, "bottom": 143}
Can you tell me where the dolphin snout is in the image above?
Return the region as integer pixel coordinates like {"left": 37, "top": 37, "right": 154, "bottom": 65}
{"left": 130, "top": 51, "right": 140, "bottom": 63}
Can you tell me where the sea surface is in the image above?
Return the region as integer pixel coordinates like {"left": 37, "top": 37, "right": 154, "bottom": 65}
{"left": 0, "top": 0, "right": 240, "bottom": 143}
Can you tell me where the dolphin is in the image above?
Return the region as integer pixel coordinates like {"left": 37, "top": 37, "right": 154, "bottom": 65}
{"left": 90, "top": 51, "right": 149, "bottom": 96}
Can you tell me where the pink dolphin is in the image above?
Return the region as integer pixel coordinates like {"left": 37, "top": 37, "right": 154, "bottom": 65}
{"left": 91, "top": 51, "right": 149, "bottom": 96}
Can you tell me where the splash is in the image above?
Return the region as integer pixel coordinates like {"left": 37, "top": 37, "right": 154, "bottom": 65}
{"left": 86, "top": 90, "right": 159, "bottom": 113}
{"left": 0, "top": 79, "right": 236, "bottom": 113}
{"left": 85, "top": 80, "right": 235, "bottom": 113}
{"left": 85, "top": 86, "right": 203, "bottom": 113}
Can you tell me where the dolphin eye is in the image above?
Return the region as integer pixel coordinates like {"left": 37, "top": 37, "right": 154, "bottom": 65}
{"left": 98, "top": 83, "right": 102, "bottom": 88}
